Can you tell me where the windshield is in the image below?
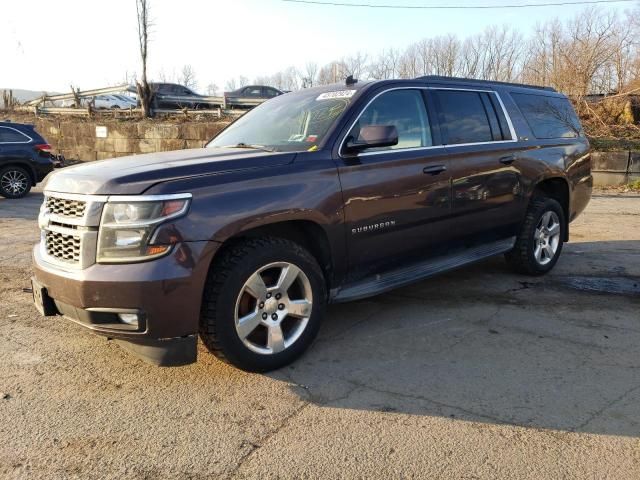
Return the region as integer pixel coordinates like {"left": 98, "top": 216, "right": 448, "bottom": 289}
{"left": 207, "top": 89, "right": 356, "bottom": 152}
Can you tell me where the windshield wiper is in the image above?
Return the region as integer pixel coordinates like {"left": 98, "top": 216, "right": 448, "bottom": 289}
{"left": 226, "top": 142, "right": 275, "bottom": 152}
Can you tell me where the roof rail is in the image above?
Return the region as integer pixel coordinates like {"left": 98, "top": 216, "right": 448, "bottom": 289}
{"left": 416, "top": 75, "right": 556, "bottom": 92}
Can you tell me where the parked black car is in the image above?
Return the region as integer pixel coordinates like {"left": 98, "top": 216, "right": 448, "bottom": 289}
{"left": 224, "top": 85, "right": 284, "bottom": 106}
{"left": 33, "top": 76, "right": 591, "bottom": 371}
{"left": 0, "top": 122, "right": 57, "bottom": 199}
{"left": 150, "top": 82, "right": 210, "bottom": 109}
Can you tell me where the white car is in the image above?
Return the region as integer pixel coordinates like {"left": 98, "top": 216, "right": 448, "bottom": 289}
{"left": 59, "top": 94, "right": 134, "bottom": 109}
{"left": 93, "top": 95, "right": 134, "bottom": 109}
{"left": 112, "top": 94, "right": 138, "bottom": 107}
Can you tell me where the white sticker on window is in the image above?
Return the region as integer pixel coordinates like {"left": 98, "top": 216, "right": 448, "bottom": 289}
{"left": 316, "top": 90, "right": 356, "bottom": 101}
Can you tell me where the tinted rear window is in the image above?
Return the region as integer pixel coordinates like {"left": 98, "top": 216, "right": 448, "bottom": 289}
{"left": 435, "top": 90, "right": 494, "bottom": 145}
{"left": 512, "top": 93, "right": 581, "bottom": 139}
{"left": 0, "top": 127, "right": 30, "bottom": 143}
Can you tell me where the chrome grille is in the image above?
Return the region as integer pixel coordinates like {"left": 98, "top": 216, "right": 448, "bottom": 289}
{"left": 45, "top": 231, "right": 81, "bottom": 263}
{"left": 46, "top": 196, "right": 86, "bottom": 218}
{"left": 39, "top": 192, "right": 106, "bottom": 270}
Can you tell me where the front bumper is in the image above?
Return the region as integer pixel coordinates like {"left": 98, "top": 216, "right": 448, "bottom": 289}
{"left": 32, "top": 240, "right": 219, "bottom": 365}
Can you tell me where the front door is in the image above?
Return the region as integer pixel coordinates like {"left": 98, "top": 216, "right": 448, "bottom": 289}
{"left": 337, "top": 88, "right": 452, "bottom": 282}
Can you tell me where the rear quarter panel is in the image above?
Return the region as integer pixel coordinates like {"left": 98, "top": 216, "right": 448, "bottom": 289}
{"left": 498, "top": 87, "right": 592, "bottom": 223}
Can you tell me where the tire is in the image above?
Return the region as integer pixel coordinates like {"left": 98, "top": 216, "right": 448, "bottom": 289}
{"left": 200, "top": 237, "right": 326, "bottom": 372}
{"left": 506, "top": 196, "right": 565, "bottom": 276}
{"left": 0, "top": 166, "right": 32, "bottom": 199}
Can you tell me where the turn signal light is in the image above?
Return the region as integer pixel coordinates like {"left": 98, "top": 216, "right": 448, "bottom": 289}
{"left": 145, "top": 245, "right": 170, "bottom": 256}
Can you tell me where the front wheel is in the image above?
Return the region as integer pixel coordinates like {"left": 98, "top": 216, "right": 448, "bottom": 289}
{"left": 506, "top": 197, "right": 565, "bottom": 275}
{"left": 200, "top": 237, "right": 326, "bottom": 372}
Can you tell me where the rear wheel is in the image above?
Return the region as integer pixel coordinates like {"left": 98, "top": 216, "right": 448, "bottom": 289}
{"left": 506, "top": 197, "right": 565, "bottom": 275}
{"left": 200, "top": 237, "right": 326, "bottom": 372}
{"left": 0, "top": 166, "right": 32, "bottom": 199}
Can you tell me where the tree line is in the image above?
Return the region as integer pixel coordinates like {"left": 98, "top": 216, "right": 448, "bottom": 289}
{"left": 236, "top": 6, "right": 639, "bottom": 98}
{"left": 134, "top": 3, "right": 639, "bottom": 118}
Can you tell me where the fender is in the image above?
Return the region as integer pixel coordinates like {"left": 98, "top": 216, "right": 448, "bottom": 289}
{"left": 146, "top": 155, "right": 348, "bottom": 283}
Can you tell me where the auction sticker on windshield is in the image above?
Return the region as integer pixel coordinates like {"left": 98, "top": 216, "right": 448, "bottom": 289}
{"left": 316, "top": 90, "right": 356, "bottom": 101}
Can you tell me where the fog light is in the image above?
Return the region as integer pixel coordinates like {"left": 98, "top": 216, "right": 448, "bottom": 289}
{"left": 118, "top": 313, "right": 139, "bottom": 326}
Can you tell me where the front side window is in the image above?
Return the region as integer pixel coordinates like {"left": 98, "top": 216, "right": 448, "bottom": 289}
{"left": 512, "top": 93, "right": 581, "bottom": 139}
{"left": 207, "top": 89, "right": 354, "bottom": 152}
{"left": 435, "top": 90, "right": 494, "bottom": 145}
{"left": 347, "top": 89, "right": 432, "bottom": 151}
{"left": 0, "top": 127, "right": 30, "bottom": 143}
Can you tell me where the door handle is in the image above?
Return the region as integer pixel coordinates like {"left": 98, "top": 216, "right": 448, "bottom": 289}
{"left": 423, "top": 164, "right": 447, "bottom": 175}
{"left": 499, "top": 155, "right": 516, "bottom": 165}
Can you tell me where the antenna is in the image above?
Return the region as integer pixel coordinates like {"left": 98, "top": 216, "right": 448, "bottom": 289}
{"left": 345, "top": 75, "right": 358, "bottom": 86}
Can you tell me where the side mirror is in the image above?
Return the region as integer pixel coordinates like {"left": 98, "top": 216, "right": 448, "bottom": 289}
{"left": 345, "top": 125, "right": 398, "bottom": 153}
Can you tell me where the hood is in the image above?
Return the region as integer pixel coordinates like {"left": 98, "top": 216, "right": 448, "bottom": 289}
{"left": 43, "top": 148, "right": 296, "bottom": 195}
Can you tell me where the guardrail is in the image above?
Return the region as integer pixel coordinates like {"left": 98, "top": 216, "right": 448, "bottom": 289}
{"left": 25, "top": 84, "right": 133, "bottom": 106}
{"left": 16, "top": 105, "right": 249, "bottom": 118}
{"left": 25, "top": 83, "right": 266, "bottom": 109}
{"left": 154, "top": 95, "right": 265, "bottom": 109}
{"left": 21, "top": 84, "right": 267, "bottom": 115}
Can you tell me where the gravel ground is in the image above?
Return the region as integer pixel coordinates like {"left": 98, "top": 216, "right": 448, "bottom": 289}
{"left": 1, "top": 189, "right": 639, "bottom": 479}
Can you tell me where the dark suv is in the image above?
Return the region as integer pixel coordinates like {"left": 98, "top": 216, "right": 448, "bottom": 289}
{"left": 0, "top": 122, "right": 56, "bottom": 198}
{"left": 32, "top": 76, "right": 592, "bottom": 371}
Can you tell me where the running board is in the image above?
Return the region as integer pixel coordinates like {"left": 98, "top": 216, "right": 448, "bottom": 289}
{"left": 332, "top": 237, "right": 516, "bottom": 303}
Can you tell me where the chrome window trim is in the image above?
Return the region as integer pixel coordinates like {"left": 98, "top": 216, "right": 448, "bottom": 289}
{"left": 338, "top": 86, "right": 518, "bottom": 159}
{"left": 0, "top": 126, "right": 33, "bottom": 144}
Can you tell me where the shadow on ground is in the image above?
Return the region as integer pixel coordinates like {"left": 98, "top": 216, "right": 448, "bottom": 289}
{"left": 270, "top": 240, "right": 640, "bottom": 438}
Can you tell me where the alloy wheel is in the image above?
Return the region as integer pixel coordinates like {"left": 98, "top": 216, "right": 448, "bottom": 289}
{"left": 1, "top": 170, "right": 29, "bottom": 196}
{"left": 234, "top": 262, "right": 313, "bottom": 355}
{"left": 534, "top": 211, "right": 561, "bottom": 266}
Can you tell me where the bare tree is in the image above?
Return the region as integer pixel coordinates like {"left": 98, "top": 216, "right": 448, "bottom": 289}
{"left": 225, "top": 78, "right": 237, "bottom": 91}
{"left": 341, "top": 52, "right": 369, "bottom": 79}
{"left": 302, "top": 62, "right": 319, "bottom": 88}
{"left": 225, "top": 76, "right": 249, "bottom": 91}
{"left": 135, "top": 0, "right": 152, "bottom": 117}
{"left": 179, "top": 64, "right": 197, "bottom": 90}
{"left": 317, "top": 62, "right": 342, "bottom": 85}
{"left": 206, "top": 83, "right": 218, "bottom": 95}
{"left": 368, "top": 48, "right": 401, "bottom": 80}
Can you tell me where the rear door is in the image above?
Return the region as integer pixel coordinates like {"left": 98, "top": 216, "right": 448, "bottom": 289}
{"left": 0, "top": 126, "right": 33, "bottom": 167}
{"left": 433, "top": 88, "right": 525, "bottom": 243}
{"left": 337, "top": 88, "right": 452, "bottom": 281}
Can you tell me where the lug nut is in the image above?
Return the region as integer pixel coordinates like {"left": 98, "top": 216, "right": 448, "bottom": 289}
{"left": 271, "top": 313, "right": 278, "bottom": 320}
{"left": 266, "top": 293, "right": 272, "bottom": 299}
{"left": 278, "top": 304, "right": 285, "bottom": 310}
{"left": 262, "top": 313, "right": 268, "bottom": 320}
{"left": 275, "top": 293, "right": 281, "bottom": 300}
{"left": 259, "top": 302, "right": 264, "bottom": 309}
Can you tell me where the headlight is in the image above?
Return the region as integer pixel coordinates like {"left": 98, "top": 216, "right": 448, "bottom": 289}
{"left": 97, "top": 193, "right": 191, "bottom": 263}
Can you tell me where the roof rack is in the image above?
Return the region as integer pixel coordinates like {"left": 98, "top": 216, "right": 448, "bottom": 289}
{"left": 415, "top": 75, "right": 556, "bottom": 92}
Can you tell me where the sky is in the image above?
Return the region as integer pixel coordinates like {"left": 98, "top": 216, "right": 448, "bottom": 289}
{"left": 0, "top": 0, "right": 635, "bottom": 94}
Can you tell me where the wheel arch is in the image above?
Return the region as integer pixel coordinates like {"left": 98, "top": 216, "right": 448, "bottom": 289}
{"left": 0, "top": 161, "right": 37, "bottom": 187}
{"left": 531, "top": 176, "right": 570, "bottom": 241}
{"left": 210, "top": 219, "right": 338, "bottom": 291}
